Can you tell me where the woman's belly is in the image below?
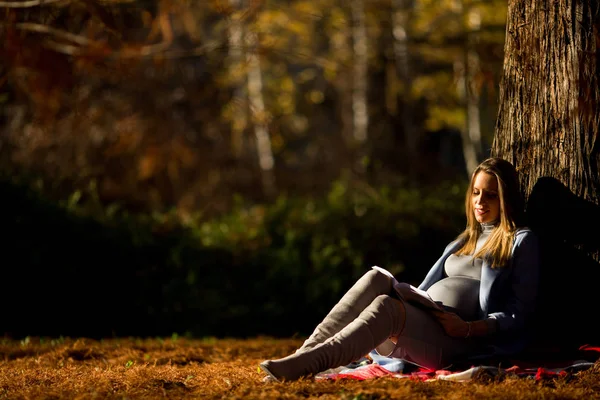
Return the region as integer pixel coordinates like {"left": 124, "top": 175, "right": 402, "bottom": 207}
{"left": 426, "top": 276, "right": 480, "bottom": 321}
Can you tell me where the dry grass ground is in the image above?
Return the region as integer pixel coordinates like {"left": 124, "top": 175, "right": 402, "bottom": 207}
{"left": 1, "top": 336, "right": 599, "bottom": 399}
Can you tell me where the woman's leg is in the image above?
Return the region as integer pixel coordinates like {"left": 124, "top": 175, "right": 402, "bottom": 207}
{"left": 296, "top": 269, "right": 393, "bottom": 353}
{"left": 388, "top": 302, "right": 477, "bottom": 370}
{"left": 261, "top": 294, "right": 405, "bottom": 381}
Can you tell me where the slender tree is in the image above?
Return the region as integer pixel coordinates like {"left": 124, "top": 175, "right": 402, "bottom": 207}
{"left": 455, "top": 0, "right": 483, "bottom": 173}
{"left": 391, "top": 0, "right": 417, "bottom": 181}
{"left": 351, "top": 0, "right": 369, "bottom": 145}
{"left": 245, "top": 26, "right": 276, "bottom": 197}
{"left": 227, "top": 0, "right": 249, "bottom": 159}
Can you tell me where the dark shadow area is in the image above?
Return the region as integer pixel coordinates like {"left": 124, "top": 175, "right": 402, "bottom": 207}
{"left": 0, "top": 178, "right": 236, "bottom": 340}
{"left": 526, "top": 176, "right": 600, "bottom": 353}
{"left": 0, "top": 176, "right": 462, "bottom": 340}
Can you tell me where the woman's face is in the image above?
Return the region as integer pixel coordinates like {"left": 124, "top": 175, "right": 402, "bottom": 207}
{"left": 471, "top": 171, "right": 500, "bottom": 224}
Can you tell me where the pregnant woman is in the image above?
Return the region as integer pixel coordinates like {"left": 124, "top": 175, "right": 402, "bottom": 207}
{"left": 259, "top": 157, "right": 541, "bottom": 382}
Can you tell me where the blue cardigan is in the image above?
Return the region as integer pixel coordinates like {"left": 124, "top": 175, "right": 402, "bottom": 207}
{"left": 417, "top": 228, "right": 541, "bottom": 355}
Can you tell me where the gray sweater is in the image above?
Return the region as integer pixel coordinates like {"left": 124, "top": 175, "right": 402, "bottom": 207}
{"left": 426, "top": 223, "right": 494, "bottom": 320}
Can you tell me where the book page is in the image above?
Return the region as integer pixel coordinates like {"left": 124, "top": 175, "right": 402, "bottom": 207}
{"left": 371, "top": 266, "right": 442, "bottom": 311}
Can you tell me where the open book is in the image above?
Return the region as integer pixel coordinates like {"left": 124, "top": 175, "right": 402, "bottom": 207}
{"left": 371, "top": 266, "right": 443, "bottom": 311}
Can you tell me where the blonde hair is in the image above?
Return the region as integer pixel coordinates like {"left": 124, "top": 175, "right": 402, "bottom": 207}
{"left": 454, "top": 157, "right": 525, "bottom": 268}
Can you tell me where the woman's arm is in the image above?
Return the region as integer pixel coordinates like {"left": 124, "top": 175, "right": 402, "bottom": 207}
{"left": 487, "top": 230, "right": 541, "bottom": 333}
{"left": 436, "top": 230, "right": 540, "bottom": 338}
{"left": 430, "top": 310, "right": 498, "bottom": 338}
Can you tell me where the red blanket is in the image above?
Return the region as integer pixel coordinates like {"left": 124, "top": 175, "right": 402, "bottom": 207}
{"left": 315, "top": 344, "right": 600, "bottom": 382}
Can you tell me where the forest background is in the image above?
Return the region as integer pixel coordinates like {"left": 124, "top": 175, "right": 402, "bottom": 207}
{"left": 0, "top": 0, "right": 508, "bottom": 341}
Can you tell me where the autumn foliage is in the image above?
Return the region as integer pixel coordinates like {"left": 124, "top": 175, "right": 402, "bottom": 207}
{"left": 0, "top": 0, "right": 507, "bottom": 217}
{"left": 1, "top": 337, "right": 600, "bottom": 399}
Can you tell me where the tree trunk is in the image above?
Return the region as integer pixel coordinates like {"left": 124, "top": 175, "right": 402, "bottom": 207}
{"left": 455, "top": 0, "right": 483, "bottom": 174}
{"left": 391, "top": 0, "right": 417, "bottom": 182}
{"left": 351, "top": 0, "right": 369, "bottom": 144}
{"left": 492, "top": 0, "right": 600, "bottom": 204}
{"left": 245, "top": 29, "right": 276, "bottom": 198}
{"left": 227, "top": 0, "right": 248, "bottom": 159}
{"left": 350, "top": 0, "right": 369, "bottom": 177}
{"left": 492, "top": 0, "right": 600, "bottom": 350}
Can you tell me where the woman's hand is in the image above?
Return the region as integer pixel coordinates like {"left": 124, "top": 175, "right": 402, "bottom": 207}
{"left": 430, "top": 309, "right": 471, "bottom": 338}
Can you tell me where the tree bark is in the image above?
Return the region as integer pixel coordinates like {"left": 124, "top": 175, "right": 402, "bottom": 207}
{"left": 492, "top": 0, "right": 600, "bottom": 204}
{"left": 492, "top": 0, "right": 600, "bottom": 350}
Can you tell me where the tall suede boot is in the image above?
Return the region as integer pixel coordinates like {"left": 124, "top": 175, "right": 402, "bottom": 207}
{"left": 295, "top": 269, "right": 393, "bottom": 354}
{"left": 260, "top": 294, "right": 405, "bottom": 382}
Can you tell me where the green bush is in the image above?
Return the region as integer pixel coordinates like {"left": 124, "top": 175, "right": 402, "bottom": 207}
{"left": 1, "top": 177, "right": 466, "bottom": 339}
{"left": 188, "top": 180, "right": 466, "bottom": 337}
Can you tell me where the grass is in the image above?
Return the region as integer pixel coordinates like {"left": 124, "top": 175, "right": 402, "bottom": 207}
{"left": 1, "top": 336, "right": 599, "bottom": 399}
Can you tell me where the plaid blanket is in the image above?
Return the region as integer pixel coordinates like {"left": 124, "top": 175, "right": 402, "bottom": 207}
{"left": 315, "top": 345, "right": 600, "bottom": 382}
